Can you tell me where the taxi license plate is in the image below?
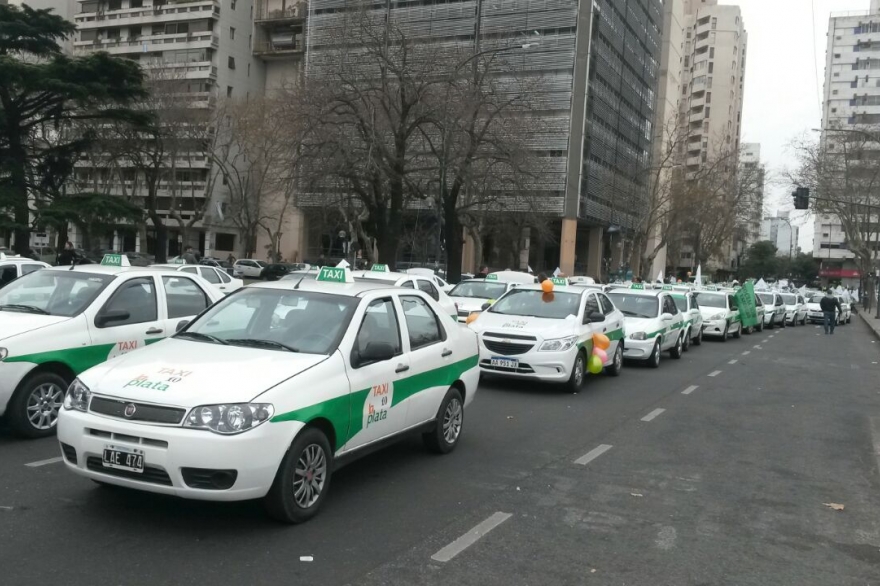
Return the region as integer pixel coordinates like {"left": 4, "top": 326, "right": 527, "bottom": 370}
{"left": 102, "top": 445, "right": 144, "bottom": 473}
{"left": 491, "top": 357, "right": 519, "bottom": 369}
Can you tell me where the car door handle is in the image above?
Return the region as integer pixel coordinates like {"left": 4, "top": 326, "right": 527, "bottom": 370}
{"left": 441, "top": 349, "right": 453, "bottom": 357}
{"left": 145, "top": 327, "right": 163, "bottom": 335}
{"left": 395, "top": 364, "right": 409, "bottom": 373}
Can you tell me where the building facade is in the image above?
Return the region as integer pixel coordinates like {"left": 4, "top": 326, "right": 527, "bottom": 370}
{"left": 736, "top": 141, "right": 764, "bottom": 253}
{"left": 760, "top": 210, "right": 797, "bottom": 258}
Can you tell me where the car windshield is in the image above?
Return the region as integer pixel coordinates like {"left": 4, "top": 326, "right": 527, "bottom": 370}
{"left": 0, "top": 270, "right": 114, "bottom": 317}
{"left": 781, "top": 294, "right": 797, "bottom": 304}
{"left": 671, "top": 295, "right": 688, "bottom": 312}
{"left": 757, "top": 293, "right": 775, "bottom": 305}
{"left": 488, "top": 289, "right": 581, "bottom": 319}
{"left": 696, "top": 293, "right": 727, "bottom": 308}
{"left": 607, "top": 293, "right": 659, "bottom": 318}
{"left": 449, "top": 281, "right": 508, "bottom": 299}
{"left": 809, "top": 295, "right": 825, "bottom": 303}
{"left": 182, "top": 288, "right": 359, "bottom": 355}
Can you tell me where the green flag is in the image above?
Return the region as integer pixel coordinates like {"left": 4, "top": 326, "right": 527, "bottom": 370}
{"left": 735, "top": 281, "right": 759, "bottom": 328}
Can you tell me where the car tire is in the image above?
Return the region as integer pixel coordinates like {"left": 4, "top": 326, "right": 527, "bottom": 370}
{"left": 733, "top": 323, "right": 742, "bottom": 339}
{"left": 692, "top": 328, "right": 703, "bottom": 346}
{"left": 423, "top": 386, "right": 465, "bottom": 454}
{"left": 670, "top": 334, "right": 684, "bottom": 359}
{"left": 721, "top": 324, "right": 729, "bottom": 342}
{"left": 565, "top": 351, "right": 586, "bottom": 392}
{"left": 7, "top": 371, "right": 69, "bottom": 439}
{"left": 264, "top": 427, "right": 333, "bottom": 524}
{"left": 682, "top": 327, "right": 691, "bottom": 351}
{"left": 758, "top": 319, "right": 765, "bottom": 332}
{"left": 648, "top": 340, "right": 661, "bottom": 368}
{"left": 605, "top": 343, "right": 623, "bottom": 377}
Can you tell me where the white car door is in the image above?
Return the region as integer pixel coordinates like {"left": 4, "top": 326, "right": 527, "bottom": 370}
{"left": 158, "top": 274, "right": 215, "bottom": 334}
{"left": 596, "top": 292, "right": 624, "bottom": 358}
{"left": 197, "top": 266, "right": 230, "bottom": 294}
{"left": 659, "top": 295, "right": 680, "bottom": 350}
{"left": 342, "top": 296, "right": 412, "bottom": 452}
{"left": 86, "top": 274, "right": 165, "bottom": 361}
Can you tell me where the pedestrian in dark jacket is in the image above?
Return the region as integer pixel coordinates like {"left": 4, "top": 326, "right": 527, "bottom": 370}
{"left": 56, "top": 242, "right": 78, "bottom": 266}
{"left": 182, "top": 246, "right": 197, "bottom": 265}
{"left": 819, "top": 290, "right": 841, "bottom": 335}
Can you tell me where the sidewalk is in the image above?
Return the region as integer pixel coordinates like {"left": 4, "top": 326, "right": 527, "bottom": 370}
{"left": 856, "top": 305, "right": 880, "bottom": 339}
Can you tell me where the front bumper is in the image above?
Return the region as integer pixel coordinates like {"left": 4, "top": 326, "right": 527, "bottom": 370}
{"left": 622, "top": 337, "right": 656, "bottom": 360}
{"left": 785, "top": 310, "right": 797, "bottom": 323}
{"left": 57, "top": 408, "right": 299, "bottom": 501}
{"left": 702, "top": 319, "right": 728, "bottom": 337}
{"left": 0, "top": 361, "right": 37, "bottom": 417}
{"left": 477, "top": 344, "right": 577, "bottom": 382}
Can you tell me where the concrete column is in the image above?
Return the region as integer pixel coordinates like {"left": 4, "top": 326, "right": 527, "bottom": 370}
{"left": 586, "top": 227, "right": 603, "bottom": 279}
{"left": 559, "top": 218, "right": 577, "bottom": 276}
{"left": 205, "top": 230, "right": 214, "bottom": 257}
{"left": 519, "top": 227, "right": 531, "bottom": 271}
{"left": 135, "top": 233, "right": 141, "bottom": 253}
{"left": 610, "top": 236, "right": 623, "bottom": 272}
{"left": 112, "top": 230, "right": 120, "bottom": 252}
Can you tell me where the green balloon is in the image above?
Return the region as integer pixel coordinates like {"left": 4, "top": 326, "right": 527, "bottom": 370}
{"left": 587, "top": 354, "right": 604, "bottom": 374}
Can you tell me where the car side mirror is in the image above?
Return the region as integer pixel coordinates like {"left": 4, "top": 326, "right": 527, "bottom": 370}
{"left": 95, "top": 309, "right": 130, "bottom": 327}
{"left": 481, "top": 302, "right": 491, "bottom": 311}
{"left": 661, "top": 312, "right": 674, "bottom": 321}
{"left": 176, "top": 320, "right": 190, "bottom": 333}
{"left": 589, "top": 311, "right": 605, "bottom": 323}
{"left": 358, "top": 341, "right": 395, "bottom": 365}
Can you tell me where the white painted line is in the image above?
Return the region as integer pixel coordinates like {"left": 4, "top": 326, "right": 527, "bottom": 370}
{"left": 641, "top": 408, "right": 666, "bottom": 422}
{"left": 25, "top": 456, "right": 63, "bottom": 468}
{"left": 708, "top": 370, "right": 722, "bottom": 377}
{"left": 742, "top": 350, "right": 750, "bottom": 356}
{"left": 431, "top": 512, "right": 513, "bottom": 562}
{"left": 574, "top": 444, "right": 613, "bottom": 466}
{"left": 728, "top": 359, "right": 738, "bottom": 365}
{"left": 682, "top": 385, "right": 699, "bottom": 395}
{"left": 753, "top": 345, "right": 763, "bottom": 349}
{"left": 762, "top": 338, "right": 770, "bottom": 343}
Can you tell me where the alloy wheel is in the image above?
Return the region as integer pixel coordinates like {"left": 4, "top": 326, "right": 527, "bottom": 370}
{"left": 293, "top": 444, "right": 327, "bottom": 509}
{"left": 442, "top": 397, "right": 463, "bottom": 444}
{"left": 26, "top": 383, "right": 65, "bottom": 430}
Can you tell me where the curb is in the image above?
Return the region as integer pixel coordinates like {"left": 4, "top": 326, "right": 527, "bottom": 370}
{"left": 857, "top": 308, "right": 880, "bottom": 340}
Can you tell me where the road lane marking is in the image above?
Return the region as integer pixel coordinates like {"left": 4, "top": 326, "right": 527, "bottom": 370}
{"left": 742, "top": 350, "right": 750, "bottom": 355}
{"left": 25, "top": 456, "right": 63, "bottom": 468}
{"left": 574, "top": 444, "right": 613, "bottom": 466}
{"left": 431, "top": 512, "right": 512, "bottom": 562}
{"left": 728, "top": 359, "right": 738, "bottom": 365}
{"left": 754, "top": 345, "right": 763, "bottom": 349}
{"left": 762, "top": 338, "right": 770, "bottom": 343}
{"left": 708, "top": 370, "right": 722, "bottom": 377}
{"left": 682, "top": 385, "right": 699, "bottom": 395}
{"left": 641, "top": 408, "right": 666, "bottom": 422}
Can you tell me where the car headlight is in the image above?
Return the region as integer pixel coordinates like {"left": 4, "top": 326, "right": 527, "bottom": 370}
{"left": 538, "top": 335, "right": 578, "bottom": 352}
{"left": 0, "top": 347, "right": 7, "bottom": 362}
{"left": 183, "top": 403, "right": 275, "bottom": 435}
{"left": 630, "top": 331, "right": 647, "bottom": 340}
{"left": 709, "top": 313, "right": 725, "bottom": 321}
{"left": 63, "top": 378, "right": 91, "bottom": 412}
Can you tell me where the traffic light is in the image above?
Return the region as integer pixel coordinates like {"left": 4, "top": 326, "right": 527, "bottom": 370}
{"left": 793, "top": 187, "right": 810, "bottom": 210}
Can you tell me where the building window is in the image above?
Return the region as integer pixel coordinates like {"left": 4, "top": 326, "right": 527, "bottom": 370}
{"left": 705, "top": 107, "right": 710, "bottom": 118}
{"left": 247, "top": 62, "right": 250, "bottom": 76}
{"left": 709, "top": 47, "right": 714, "bottom": 58}
{"left": 230, "top": 26, "right": 235, "bottom": 40}
{"left": 834, "top": 53, "right": 841, "bottom": 58}
{"left": 231, "top": 0, "right": 236, "bottom": 8}
{"left": 215, "top": 233, "right": 236, "bottom": 250}
{"left": 707, "top": 76, "right": 713, "bottom": 88}
{"left": 711, "top": 17, "right": 717, "bottom": 30}
{"left": 706, "top": 92, "right": 712, "bottom": 103}
{"left": 708, "top": 62, "right": 714, "bottom": 73}
{"left": 832, "top": 90, "right": 838, "bottom": 95}
{"left": 228, "top": 56, "right": 235, "bottom": 69}
{"left": 227, "top": 86, "right": 233, "bottom": 97}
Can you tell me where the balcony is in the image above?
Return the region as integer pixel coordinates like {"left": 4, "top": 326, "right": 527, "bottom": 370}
{"left": 690, "top": 95, "right": 705, "bottom": 108}
{"left": 686, "top": 155, "right": 701, "bottom": 166}
{"left": 688, "top": 110, "right": 705, "bottom": 123}
{"left": 255, "top": 0, "right": 307, "bottom": 22}
{"left": 74, "top": 32, "right": 219, "bottom": 55}
{"left": 253, "top": 40, "right": 304, "bottom": 58}
{"left": 75, "top": 1, "right": 219, "bottom": 30}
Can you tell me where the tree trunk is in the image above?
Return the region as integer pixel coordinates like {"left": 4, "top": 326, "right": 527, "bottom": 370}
{"left": 444, "top": 197, "right": 462, "bottom": 284}
{"left": 8, "top": 134, "right": 31, "bottom": 255}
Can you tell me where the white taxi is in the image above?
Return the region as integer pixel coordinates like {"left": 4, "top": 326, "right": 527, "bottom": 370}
{"left": 667, "top": 288, "right": 704, "bottom": 349}
{"left": 0, "top": 255, "right": 224, "bottom": 438}
{"left": 405, "top": 268, "right": 453, "bottom": 292}
{"left": 779, "top": 292, "right": 807, "bottom": 326}
{"left": 57, "top": 266, "right": 479, "bottom": 523}
{"left": 695, "top": 289, "right": 743, "bottom": 340}
{"left": 449, "top": 271, "right": 535, "bottom": 323}
{"left": 152, "top": 263, "right": 244, "bottom": 295}
{"left": 607, "top": 285, "right": 685, "bottom": 367}
{"left": 756, "top": 292, "right": 786, "bottom": 328}
{"left": 0, "top": 252, "right": 51, "bottom": 289}
{"left": 467, "top": 281, "right": 625, "bottom": 391}
{"left": 353, "top": 265, "right": 458, "bottom": 321}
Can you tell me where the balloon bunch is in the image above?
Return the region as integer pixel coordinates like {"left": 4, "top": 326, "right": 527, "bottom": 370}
{"left": 588, "top": 333, "right": 610, "bottom": 374}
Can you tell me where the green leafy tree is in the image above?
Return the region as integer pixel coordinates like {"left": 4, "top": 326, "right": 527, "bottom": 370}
{"left": 0, "top": 4, "right": 148, "bottom": 254}
{"left": 738, "top": 240, "right": 778, "bottom": 279}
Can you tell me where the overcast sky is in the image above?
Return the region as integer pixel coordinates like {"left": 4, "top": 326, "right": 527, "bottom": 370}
{"left": 734, "top": 0, "right": 866, "bottom": 252}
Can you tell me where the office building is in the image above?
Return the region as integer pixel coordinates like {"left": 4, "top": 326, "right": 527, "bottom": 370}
{"left": 760, "top": 210, "right": 797, "bottom": 258}
{"left": 735, "top": 141, "right": 764, "bottom": 255}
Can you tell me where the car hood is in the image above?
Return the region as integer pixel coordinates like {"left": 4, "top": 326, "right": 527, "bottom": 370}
{"left": 0, "top": 312, "right": 71, "bottom": 342}
{"left": 450, "top": 296, "right": 491, "bottom": 313}
{"left": 469, "top": 311, "right": 580, "bottom": 339}
{"left": 622, "top": 316, "right": 663, "bottom": 333}
{"left": 699, "top": 307, "right": 728, "bottom": 319}
{"left": 78, "top": 339, "right": 329, "bottom": 407}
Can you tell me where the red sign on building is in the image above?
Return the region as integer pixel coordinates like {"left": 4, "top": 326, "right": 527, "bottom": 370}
{"left": 819, "top": 268, "right": 861, "bottom": 278}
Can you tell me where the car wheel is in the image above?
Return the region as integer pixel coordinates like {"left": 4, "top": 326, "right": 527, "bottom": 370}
{"left": 605, "top": 343, "right": 623, "bottom": 377}
{"left": 682, "top": 327, "right": 691, "bottom": 351}
{"left": 693, "top": 328, "right": 703, "bottom": 346}
{"left": 670, "top": 334, "right": 684, "bottom": 359}
{"left": 7, "top": 371, "right": 68, "bottom": 438}
{"left": 649, "top": 339, "right": 661, "bottom": 368}
{"left": 733, "top": 323, "right": 742, "bottom": 339}
{"left": 721, "top": 324, "right": 729, "bottom": 342}
{"left": 264, "top": 427, "right": 332, "bottom": 524}
{"left": 758, "top": 320, "right": 764, "bottom": 332}
{"left": 565, "top": 351, "right": 586, "bottom": 392}
{"left": 423, "top": 386, "right": 465, "bottom": 454}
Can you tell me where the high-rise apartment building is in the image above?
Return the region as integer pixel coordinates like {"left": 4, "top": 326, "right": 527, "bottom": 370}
{"left": 760, "top": 210, "right": 797, "bottom": 258}
{"left": 71, "top": 0, "right": 264, "bottom": 257}
{"left": 738, "top": 141, "right": 764, "bottom": 247}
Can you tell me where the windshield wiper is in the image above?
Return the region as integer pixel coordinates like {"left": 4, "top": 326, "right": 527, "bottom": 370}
{"left": 226, "top": 338, "right": 299, "bottom": 352}
{"left": 175, "top": 331, "right": 229, "bottom": 345}
{"left": 0, "top": 304, "right": 49, "bottom": 315}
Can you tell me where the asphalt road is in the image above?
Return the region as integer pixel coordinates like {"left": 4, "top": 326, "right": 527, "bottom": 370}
{"left": 2, "top": 320, "right": 880, "bottom": 585}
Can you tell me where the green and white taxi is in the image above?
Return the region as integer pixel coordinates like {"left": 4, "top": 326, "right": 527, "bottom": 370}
{"left": 0, "top": 252, "right": 51, "bottom": 289}
{"left": 666, "top": 287, "right": 704, "bottom": 349}
{"left": 695, "top": 289, "right": 743, "bottom": 340}
{"left": 353, "top": 265, "right": 458, "bottom": 321}
{"left": 607, "top": 285, "right": 686, "bottom": 367}
{"left": 57, "top": 266, "right": 479, "bottom": 523}
{"left": 449, "top": 271, "right": 535, "bottom": 323}
{"left": 467, "top": 281, "right": 625, "bottom": 391}
{"left": 153, "top": 262, "right": 244, "bottom": 295}
{"left": 756, "top": 291, "right": 786, "bottom": 328}
{"left": 0, "top": 255, "right": 224, "bottom": 438}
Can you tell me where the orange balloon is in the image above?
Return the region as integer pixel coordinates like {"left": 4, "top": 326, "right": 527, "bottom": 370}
{"left": 541, "top": 279, "right": 554, "bottom": 293}
{"left": 466, "top": 312, "right": 480, "bottom": 324}
{"left": 593, "top": 333, "right": 610, "bottom": 350}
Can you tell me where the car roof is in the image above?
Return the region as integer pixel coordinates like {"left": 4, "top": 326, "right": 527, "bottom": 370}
{"left": 53, "top": 265, "right": 184, "bottom": 277}
{"left": 486, "top": 270, "right": 536, "bottom": 284}
{"left": 0, "top": 256, "right": 49, "bottom": 265}
{"left": 511, "top": 283, "right": 586, "bottom": 294}
{"left": 607, "top": 288, "right": 662, "bottom": 298}
{"left": 249, "top": 278, "right": 403, "bottom": 297}
{"left": 353, "top": 270, "right": 412, "bottom": 281}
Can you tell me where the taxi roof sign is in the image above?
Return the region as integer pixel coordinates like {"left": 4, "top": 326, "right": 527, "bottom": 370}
{"left": 370, "top": 264, "right": 390, "bottom": 273}
{"left": 317, "top": 266, "right": 354, "bottom": 283}
{"left": 630, "top": 283, "right": 645, "bottom": 290}
{"left": 100, "top": 253, "right": 131, "bottom": 268}
{"left": 703, "top": 285, "right": 718, "bottom": 291}
{"left": 172, "top": 258, "right": 187, "bottom": 265}
{"left": 550, "top": 277, "right": 568, "bottom": 286}
{"left": 485, "top": 273, "right": 499, "bottom": 280}
{"left": 661, "top": 285, "right": 673, "bottom": 291}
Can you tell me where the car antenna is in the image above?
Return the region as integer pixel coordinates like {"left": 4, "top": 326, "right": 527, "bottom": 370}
{"left": 293, "top": 274, "right": 306, "bottom": 289}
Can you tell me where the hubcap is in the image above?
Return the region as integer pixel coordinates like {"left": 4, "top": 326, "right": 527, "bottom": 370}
{"left": 442, "top": 397, "right": 463, "bottom": 444}
{"left": 574, "top": 357, "right": 584, "bottom": 385}
{"left": 26, "top": 383, "right": 64, "bottom": 430}
{"left": 654, "top": 343, "right": 661, "bottom": 365}
{"left": 615, "top": 346, "right": 622, "bottom": 369}
{"left": 293, "top": 444, "right": 327, "bottom": 509}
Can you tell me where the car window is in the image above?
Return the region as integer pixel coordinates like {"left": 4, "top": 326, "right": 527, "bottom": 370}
{"left": 199, "top": 267, "right": 221, "bottom": 284}
{"left": 400, "top": 295, "right": 444, "bottom": 349}
{"left": 728, "top": 295, "right": 738, "bottom": 310}
{"left": 98, "top": 277, "right": 158, "bottom": 327}
{"left": 218, "top": 270, "right": 231, "bottom": 283}
{"left": 162, "top": 276, "right": 210, "bottom": 319}
{"left": 417, "top": 278, "right": 440, "bottom": 301}
{"left": 598, "top": 293, "right": 615, "bottom": 315}
{"left": 690, "top": 294, "right": 699, "bottom": 309}
{"left": 22, "top": 264, "right": 44, "bottom": 275}
{"left": 181, "top": 267, "right": 199, "bottom": 275}
{"left": 672, "top": 295, "right": 687, "bottom": 312}
{"left": 399, "top": 280, "right": 415, "bottom": 289}
{"left": 663, "top": 296, "right": 677, "bottom": 314}
{"left": 585, "top": 293, "right": 601, "bottom": 316}
{"left": 449, "top": 281, "right": 508, "bottom": 299}
{"left": 352, "top": 298, "right": 402, "bottom": 366}
{"left": 0, "top": 265, "right": 15, "bottom": 287}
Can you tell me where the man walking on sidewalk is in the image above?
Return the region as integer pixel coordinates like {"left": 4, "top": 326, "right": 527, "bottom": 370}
{"left": 820, "top": 289, "right": 842, "bottom": 335}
